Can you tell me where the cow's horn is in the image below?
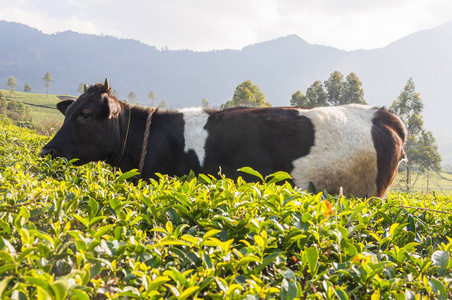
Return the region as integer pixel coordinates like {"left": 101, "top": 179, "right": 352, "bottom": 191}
{"left": 84, "top": 84, "right": 89, "bottom": 92}
{"left": 104, "top": 78, "right": 110, "bottom": 92}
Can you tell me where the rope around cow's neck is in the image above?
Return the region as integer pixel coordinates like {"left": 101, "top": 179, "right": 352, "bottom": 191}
{"left": 117, "top": 108, "right": 131, "bottom": 166}
{"left": 138, "top": 108, "right": 155, "bottom": 178}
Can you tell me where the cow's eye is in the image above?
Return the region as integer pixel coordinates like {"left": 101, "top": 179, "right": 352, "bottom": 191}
{"left": 78, "top": 112, "right": 92, "bottom": 120}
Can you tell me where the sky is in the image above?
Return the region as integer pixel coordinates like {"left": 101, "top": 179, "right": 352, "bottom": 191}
{"left": 1, "top": 0, "right": 452, "bottom": 51}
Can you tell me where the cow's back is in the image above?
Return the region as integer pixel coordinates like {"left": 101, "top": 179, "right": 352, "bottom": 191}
{"left": 201, "top": 107, "right": 315, "bottom": 182}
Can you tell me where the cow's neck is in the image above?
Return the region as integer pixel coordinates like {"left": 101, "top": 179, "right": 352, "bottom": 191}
{"left": 109, "top": 105, "right": 153, "bottom": 172}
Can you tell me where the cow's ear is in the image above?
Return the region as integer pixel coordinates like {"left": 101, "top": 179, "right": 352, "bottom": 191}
{"left": 107, "top": 97, "right": 121, "bottom": 119}
{"left": 57, "top": 100, "right": 75, "bottom": 115}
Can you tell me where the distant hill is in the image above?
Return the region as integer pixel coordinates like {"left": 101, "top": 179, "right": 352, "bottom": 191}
{"left": 1, "top": 20, "right": 451, "bottom": 164}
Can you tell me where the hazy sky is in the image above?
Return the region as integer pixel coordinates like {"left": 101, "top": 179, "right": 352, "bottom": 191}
{"left": 1, "top": 0, "right": 452, "bottom": 51}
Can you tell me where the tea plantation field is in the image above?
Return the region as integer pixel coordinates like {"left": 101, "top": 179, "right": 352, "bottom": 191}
{"left": 0, "top": 89, "right": 65, "bottom": 125}
{"left": 1, "top": 121, "right": 452, "bottom": 299}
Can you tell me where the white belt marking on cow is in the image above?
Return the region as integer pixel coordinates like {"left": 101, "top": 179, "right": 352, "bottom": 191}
{"left": 181, "top": 107, "right": 209, "bottom": 167}
{"left": 292, "top": 104, "right": 378, "bottom": 197}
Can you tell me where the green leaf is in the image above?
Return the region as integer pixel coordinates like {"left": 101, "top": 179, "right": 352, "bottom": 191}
{"left": 151, "top": 240, "right": 191, "bottom": 248}
{"left": 50, "top": 279, "right": 69, "bottom": 300}
{"left": 202, "top": 253, "right": 213, "bottom": 269}
{"left": 215, "top": 277, "right": 228, "bottom": 294}
{"left": 198, "top": 174, "right": 211, "bottom": 184}
{"left": 238, "top": 255, "right": 261, "bottom": 267}
{"left": 0, "top": 251, "right": 14, "bottom": 263}
{"left": 93, "top": 224, "right": 115, "bottom": 239}
{"left": 225, "top": 284, "right": 244, "bottom": 298}
{"left": 37, "top": 286, "right": 53, "bottom": 300}
{"left": 2, "top": 238, "right": 16, "bottom": 255}
{"left": 88, "top": 216, "right": 106, "bottom": 228}
{"left": 237, "top": 167, "right": 264, "bottom": 181}
{"left": 334, "top": 286, "right": 349, "bottom": 300}
{"left": 281, "top": 278, "right": 298, "bottom": 300}
{"left": 403, "top": 242, "right": 420, "bottom": 252}
{"left": 0, "top": 220, "right": 11, "bottom": 235}
{"left": 389, "top": 222, "right": 400, "bottom": 236}
{"left": 72, "top": 215, "right": 89, "bottom": 229}
{"left": 305, "top": 246, "right": 319, "bottom": 277}
{"left": 71, "top": 289, "right": 90, "bottom": 300}
{"left": 180, "top": 234, "right": 199, "bottom": 245}
{"left": 148, "top": 276, "right": 170, "bottom": 291}
{"left": 388, "top": 222, "right": 408, "bottom": 240}
{"left": 0, "top": 264, "right": 17, "bottom": 276}
{"left": 17, "top": 247, "right": 38, "bottom": 263}
{"left": 0, "top": 276, "right": 13, "bottom": 298}
{"left": 308, "top": 182, "right": 317, "bottom": 194}
{"left": 348, "top": 205, "right": 366, "bottom": 222}
{"left": 254, "top": 235, "right": 265, "bottom": 248}
{"left": 432, "top": 251, "right": 450, "bottom": 276}
{"left": 178, "top": 286, "right": 200, "bottom": 300}
{"left": 164, "top": 267, "right": 187, "bottom": 287}
{"left": 279, "top": 268, "right": 296, "bottom": 281}
{"left": 24, "top": 276, "right": 52, "bottom": 296}
{"left": 429, "top": 278, "right": 448, "bottom": 300}
{"left": 256, "top": 252, "right": 282, "bottom": 273}
{"left": 267, "top": 171, "right": 292, "bottom": 184}
{"left": 115, "top": 170, "right": 140, "bottom": 183}
{"left": 203, "top": 229, "right": 221, "bottom": 240}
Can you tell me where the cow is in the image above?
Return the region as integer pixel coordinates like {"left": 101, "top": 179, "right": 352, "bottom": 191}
{"left": 40, "top": 79, "right": 406, "bottom": 198}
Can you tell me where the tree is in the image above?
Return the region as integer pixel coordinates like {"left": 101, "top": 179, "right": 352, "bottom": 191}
{"left": 343, "top": 72, "right": 367, "bottom": 105}
{"left": 390, "top": 78, "right": 441, "bottom": 192}
{"left": 7, "top": 76, "right": 16, "bottom": 96}
{"left": 202, "top": 97, "right": 210, "bottom": 108}
{"left": 324, "top": 71, "right": 344, "bottom": 106}
{"left": 24, "top": 84, "right": 32, "bottom": 93}
{"left": 305, "top": 81, "right": 329, "bottom": 107}
{"left": 158, "top": 100, "right": 168, "bottom": 109}
{"left": 43, "top": 72, "right": 52, "bottom": 98}
{"left": 290, "top": 90, "right": 306, "bottom": 107}
{"left": 148, "top": 91, "right": 157, "bottom": 107}
{"left": 127, "top": 91, "right": 139, "bottom": 105}
{"left": 221, "top": 80, "right": 271, "bottom": 109}
{"left": 111, "top": 90, "right": 119, "bottom": 98}
{"left": 77, "top": 83, "right": 86, "bottom": 94}
{"left": 411, "top": 131, "right": 441, "bottom": 193}
{"left": 290, "top": 71, "right": 366, "bottom": 107}
{"left": 414, "top": 131, "right": 441, "bottom": 167}
{"left": 290, "top": 81, "right": 329, "bottom": 107}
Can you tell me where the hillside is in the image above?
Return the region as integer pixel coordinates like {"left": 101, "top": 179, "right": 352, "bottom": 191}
{"left": 0, "top": 89, "right": 65, "bottom": 124}
{"left": 1, "top": 20, "right": 452, "bottom": 164}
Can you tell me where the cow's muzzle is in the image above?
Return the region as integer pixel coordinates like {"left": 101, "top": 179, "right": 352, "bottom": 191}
{"left": 40, "top": 146, "right": 57, "bottom": 158}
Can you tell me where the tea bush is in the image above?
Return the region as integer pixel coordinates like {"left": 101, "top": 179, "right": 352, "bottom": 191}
{"left": 1, "top": 122, "right": 451, "bottom": 299}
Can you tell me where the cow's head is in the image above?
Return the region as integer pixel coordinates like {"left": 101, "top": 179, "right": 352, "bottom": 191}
{"left": 40, "top": 78, "right": 123, "bottom": 165}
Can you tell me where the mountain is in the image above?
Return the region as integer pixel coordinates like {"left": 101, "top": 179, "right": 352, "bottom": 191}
{"left": 1, "top": 20, "right": 452, "bottom": 164}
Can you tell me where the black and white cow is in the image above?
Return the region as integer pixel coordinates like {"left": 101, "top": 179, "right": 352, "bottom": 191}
{"left": 41, "top": 79, "right": 406, "bottom": 197}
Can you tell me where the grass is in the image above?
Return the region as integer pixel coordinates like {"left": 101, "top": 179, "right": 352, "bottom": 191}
{"left": 391, "top": 171, "right": 452, "bottom": 195}
{"left": 0, "top": 89, "right": 67, "bottom": 125}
